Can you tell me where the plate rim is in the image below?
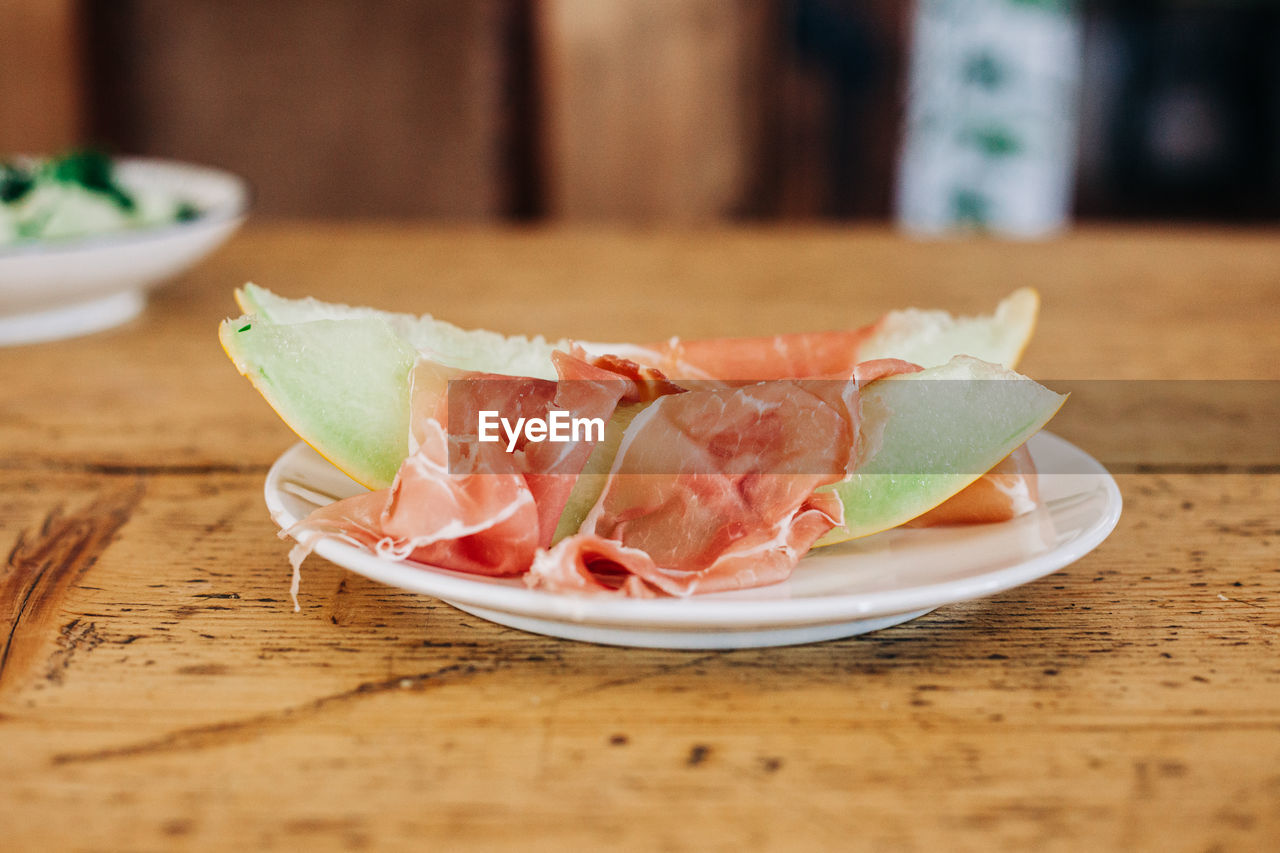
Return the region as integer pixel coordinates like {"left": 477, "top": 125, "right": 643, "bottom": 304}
{"left": 265, "top": 431, "right": 1122, "bottom": 629}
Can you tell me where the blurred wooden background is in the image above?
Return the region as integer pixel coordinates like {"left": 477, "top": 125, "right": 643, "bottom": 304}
{"left": 2, "top": 0, "right": 1277, "bottom": 222}
{"left": 0, "top": 0, "right": 908, "bottom": 221}
{"left": 0, "top": 0, "right": 84, "bottom": 156}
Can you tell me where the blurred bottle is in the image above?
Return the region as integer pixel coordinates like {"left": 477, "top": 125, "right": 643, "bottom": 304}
{"left": 896, "top": 0, "right": 1083, "bottom": 237}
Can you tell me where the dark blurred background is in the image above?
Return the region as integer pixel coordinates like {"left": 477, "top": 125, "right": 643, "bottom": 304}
{"left": 4, "top": 0, "right": 1278, "bottom": 226}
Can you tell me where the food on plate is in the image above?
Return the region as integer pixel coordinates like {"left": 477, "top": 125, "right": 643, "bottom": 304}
{"left": 222, "top": 287, "right": 1064, "bottom": 598}
{"left": 222, "top": 284, "right": 1039, "bottom": 488}
{"left": 236, "top": 281, "right": 1036, "bottom": 378}
{"left": 526, "top": 359, "right": 915, "bottom": 596}
{"left": 815, "top": 357, "right": 1061, "bottom": 544}
{"left": 290, "top": 351, "right": 629, "bottom": 578}
{"left": 0, "top": 150, "right": 199, "bottom": 246}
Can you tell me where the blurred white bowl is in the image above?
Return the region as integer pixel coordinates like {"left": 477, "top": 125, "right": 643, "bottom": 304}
{"left": 0, "top": 157, "right": 248, "bottom": 345}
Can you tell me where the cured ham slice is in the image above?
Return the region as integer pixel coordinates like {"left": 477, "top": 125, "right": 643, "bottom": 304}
{"left": 570, "top": 349, "right": 686, "bottom": 402}
{"left": 287, "top": 350, "right": 630, "bottom": 584}
{"left": 527, "top": 364, "right": 913, "bottom": 597}
{"left": 596, "top": 328, "right": 1042, "bottom": 530}
{"left": 290, "top": 418, "right": 539, "bottom": 577}
{"left": 529, "top": 492, "right": 843, "bottom": 597}
{"left": 610, "top": 328, "right": 878, "bottom": 382}
{"left": 437, "top": 351, "right": 631, "bottom": 546}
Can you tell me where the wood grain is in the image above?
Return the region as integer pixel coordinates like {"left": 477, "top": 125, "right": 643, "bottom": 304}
{"left": 87, "top": 0, "right": 510, "bottom": 218}
{"left": 0, "top": 481, "right": 143, "bottom": 692}
{"left": 0, "top": 0, "right": 82, "bottom": 154}
{"left": 0, "top": 225, "right": 1277, "bottom": 851}
{"left": 539, "top": 0, "right": 773, "bottom": 221}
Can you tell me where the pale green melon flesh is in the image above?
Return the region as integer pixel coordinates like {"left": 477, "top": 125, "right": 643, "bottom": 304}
{"left": 819, "top": 357, "right": 1065, "bottom": 545}
{"left": 219, "top": 316, "right": 415, "bottom": 489}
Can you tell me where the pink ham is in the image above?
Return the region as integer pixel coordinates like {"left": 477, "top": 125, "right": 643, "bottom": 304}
{"left": 290, "top": 417, "right": 539, "bottom": 578}
{"left": 526, "top": 364, "right": 911, "bottom": 597}
{"left": 616, "top": 327, "right": 881, "bottom": 382}
{"left": 528, "top": 492, "right": 842, "bottom": 597}
{"left": 438, "top": 351, "right": 631, "bottom": 546}
{"left": 287, "top": 350, "right": 630, "bottom": 584}
{"left": 570, "top": 349, "right": 686, "bottom": 402}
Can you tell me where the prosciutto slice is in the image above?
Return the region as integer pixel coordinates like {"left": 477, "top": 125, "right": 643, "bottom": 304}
{"left": 290, "top": 418, "right": 540, "bottom": 578}
{"left": 571, "top": 349, "right": 685, "bottom": 402}
{"left": 606, "top": 326, "right": 880, "bottom": 382}
{"left": 436, "top": 351, "right": 631, "bottom": 545}
{"left": 528, "top": 493, "right": 842, "bottom": 597}
{"left": 609, "top": 330, "right": 1042, "bottom": 528}
{"left": 286, "top": 350, "right": 629, "bottom": 588}
{"left": 527, "top": 363, "right": 912, "bottom": 597}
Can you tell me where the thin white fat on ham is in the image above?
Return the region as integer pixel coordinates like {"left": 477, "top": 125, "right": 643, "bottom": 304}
{"left": 527, "top": 362, "right": 914, "bottom": 597}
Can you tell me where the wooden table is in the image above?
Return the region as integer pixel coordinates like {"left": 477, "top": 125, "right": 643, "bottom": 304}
{"left": 3, "top": 225, "right": 1278, "bottom": 851}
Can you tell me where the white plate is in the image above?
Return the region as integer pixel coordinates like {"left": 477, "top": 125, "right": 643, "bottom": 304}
{"left": 264, "top": 431, "right": 1122, "bottom": 649}
{"left": 0, "top": 157, "right": 248, "bottom": 345}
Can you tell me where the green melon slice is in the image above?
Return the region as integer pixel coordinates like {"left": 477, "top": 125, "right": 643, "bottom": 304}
{"left": 859, "top": 288, "right": 1038, "bottom": 369}
{"left": 551, "top": 403, "right": 645, "bottom": 544}
{"left": 818, "top": 356, "right": 1065, "bottom": 545}
{"left": 220, "top": 316, "right": 415, "bottom": 488}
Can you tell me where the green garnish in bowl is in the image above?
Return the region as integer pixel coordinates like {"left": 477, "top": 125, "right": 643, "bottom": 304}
{"left": 0, "top": 150, "right": 202, "bottom": 246}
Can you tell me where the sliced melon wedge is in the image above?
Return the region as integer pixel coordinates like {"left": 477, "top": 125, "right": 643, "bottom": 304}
{"left": 818, "top": 356, "right": 1065, "bottom": 545}
{"left": 219, "top": 315, "right": 415, "bottom": 489}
